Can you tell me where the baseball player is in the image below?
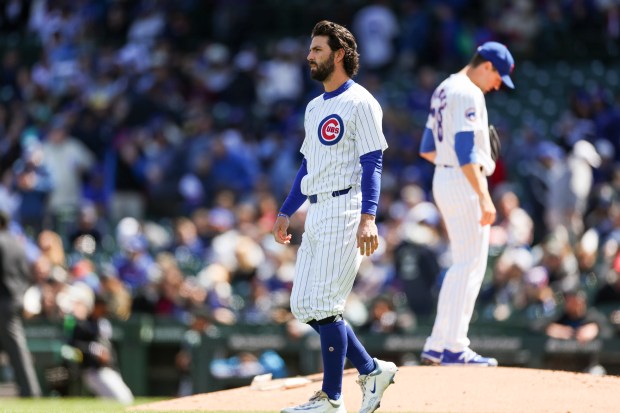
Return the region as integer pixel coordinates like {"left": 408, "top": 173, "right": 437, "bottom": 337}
{"left": 273, "top": 20, "right": 397, "bottom": 413}
{"left": 418, "top": 42, "right": 515, "bottom": 366}
{"left": 65, "top": 291, "right": 134, "bottom": 404}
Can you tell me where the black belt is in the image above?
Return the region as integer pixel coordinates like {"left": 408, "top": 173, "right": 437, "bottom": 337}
{"left": 437, "top": 164, "right": 483, "bottom": 172}
{"left": 308, "top": 187, "right": 352, "bottom": 204}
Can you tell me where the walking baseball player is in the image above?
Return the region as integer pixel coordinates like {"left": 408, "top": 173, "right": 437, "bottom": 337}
{"left": 418, "top": 42, "right": 515, "bottom": 366}
{"left": 273, "top": 20, "right": 397, "bottom": 413}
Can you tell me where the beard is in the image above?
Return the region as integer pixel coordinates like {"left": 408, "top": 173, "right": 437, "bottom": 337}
{"left": 309, "top": 52, "right": 335, "bottom": 81}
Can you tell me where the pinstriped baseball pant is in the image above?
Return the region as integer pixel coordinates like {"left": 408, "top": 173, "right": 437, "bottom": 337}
{"left": 290, "top": 186, "right": 363, "bottom": 323}
{"left": 425, "top": 167, "right": 490, "bottom": 353}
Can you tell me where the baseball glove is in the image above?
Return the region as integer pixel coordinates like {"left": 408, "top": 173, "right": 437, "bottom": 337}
{"left": 489, "top": 124, "right": 501, "bottom": 161}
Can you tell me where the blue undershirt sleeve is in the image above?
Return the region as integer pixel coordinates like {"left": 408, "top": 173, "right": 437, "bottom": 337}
{"left": 419, "top": 127, "right": 436, "bottom": 153}
{"left": 454, "top": 131, "right": 478, "bottom": 166}
{"left": 279, "top": 159, "right": 308, "bottom": 217}
{"left": 360, "top": 150, "right": 383, "bottom": 216}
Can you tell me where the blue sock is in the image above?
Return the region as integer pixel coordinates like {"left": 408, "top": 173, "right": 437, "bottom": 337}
{"left": 344, "top": 323, "right": 375, "bottom": 375}
{"left": 318, "top": 320, "right": 347, "bottom": 401}
{"left": 309, "top": 320, "right": 376, "bottom": 375}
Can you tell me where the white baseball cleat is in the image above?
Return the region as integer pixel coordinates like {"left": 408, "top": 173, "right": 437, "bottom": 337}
{"left": 357, "top": 358, "right": 398, "bottom": 413}
{"left": 281, "top": 390, "right": 346, "bottom": 413}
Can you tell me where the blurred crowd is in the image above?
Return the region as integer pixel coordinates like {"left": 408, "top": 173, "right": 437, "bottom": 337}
{"left": 0, "top": 0, "right": 619, "bottom": 357}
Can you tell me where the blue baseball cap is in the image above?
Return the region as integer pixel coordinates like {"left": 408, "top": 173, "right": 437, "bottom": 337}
{"left": 477, "top": 42, "right": 515, "bottom": 89}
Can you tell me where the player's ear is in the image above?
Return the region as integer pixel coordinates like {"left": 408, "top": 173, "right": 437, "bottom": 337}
{"left": 334, "top": 48, "right": 345, "bottom": 63}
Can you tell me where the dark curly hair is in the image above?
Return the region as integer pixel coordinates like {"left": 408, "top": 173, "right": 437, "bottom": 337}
{"left": 311, "top": 20, "right": 360, "bottom": 78}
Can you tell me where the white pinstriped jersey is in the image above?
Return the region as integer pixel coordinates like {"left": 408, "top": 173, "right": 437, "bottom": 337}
{"left": 425, "top": 73, "right": 495, "bottom": 175}
{"left": 300, "top": 81, "right": 388, "bottom": 196}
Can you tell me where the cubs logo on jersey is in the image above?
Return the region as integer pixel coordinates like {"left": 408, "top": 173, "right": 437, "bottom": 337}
{"left": 317, "top": 114, "right": 344, "bottom": 146}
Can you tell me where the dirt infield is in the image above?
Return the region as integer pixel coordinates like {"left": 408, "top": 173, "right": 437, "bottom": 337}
{"left": 130, "top": 366, "right": 620, "bottom": 413}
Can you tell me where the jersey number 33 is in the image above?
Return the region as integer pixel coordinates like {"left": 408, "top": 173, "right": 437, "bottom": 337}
{"left": 429, "top": 88, "right": 447, "bottom": 142}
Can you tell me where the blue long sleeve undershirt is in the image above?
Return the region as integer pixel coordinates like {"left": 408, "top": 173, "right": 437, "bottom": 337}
{"left": 279, "top": 159, "right": 308, "bottom": 217}
{"left": 419, "top": 127, "right": 435, "bottom": 153}
{"left": 455, "top": 130, "right": 478, "bottom": 166}
{"left": 360, "top": 150, "right": 382, "bottom": 216}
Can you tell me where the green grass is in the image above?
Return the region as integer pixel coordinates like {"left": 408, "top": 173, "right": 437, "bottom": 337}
{"left": 0, "top": 398, "right": 163, "bottom": 413}
{"left": 0, "top": 398, "right": 419, "bottom": 413}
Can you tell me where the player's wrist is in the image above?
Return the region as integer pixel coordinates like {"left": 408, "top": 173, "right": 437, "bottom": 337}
{"left": 277, "top": 212, "right": 290, "bottom": 220}
{"left": 360, "top": 213, "right": 376, "bottom": 221}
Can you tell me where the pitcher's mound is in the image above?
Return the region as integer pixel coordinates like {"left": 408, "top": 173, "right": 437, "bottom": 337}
{"left": 130, "top": 366, "right": 620, "bottom": 413}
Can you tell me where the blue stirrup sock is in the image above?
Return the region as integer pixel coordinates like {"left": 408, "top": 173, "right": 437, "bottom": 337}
{"left": 309, "top": 320, "right": 375, "bottom": 377}
{"left": 319, "top": 320, "right": 347, "bottom": 401}
{"left": 344, "top": 322, "right": 376, "bottom": 375}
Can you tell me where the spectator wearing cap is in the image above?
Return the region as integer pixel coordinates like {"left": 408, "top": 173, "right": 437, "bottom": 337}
{"left": 544, "top": 288, "right": 613, "bottom": 373}
{"left": 545, "top": 289, "right": 609, "bottom": 343}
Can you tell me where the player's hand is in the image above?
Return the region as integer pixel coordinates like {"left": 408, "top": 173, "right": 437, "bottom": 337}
{"left": 273, "top": 215, "right": 292, "bottom": 244}
{"left": 357, "top": 214, "right": 379, "bottom": 256}
{"left": 479, "top": 196, "right": 496, "bottom": 226}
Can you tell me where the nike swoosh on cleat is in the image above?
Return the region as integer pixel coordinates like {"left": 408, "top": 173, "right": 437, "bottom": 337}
{"left": 370, "top": 377, "right": 377, "bottom": 394}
